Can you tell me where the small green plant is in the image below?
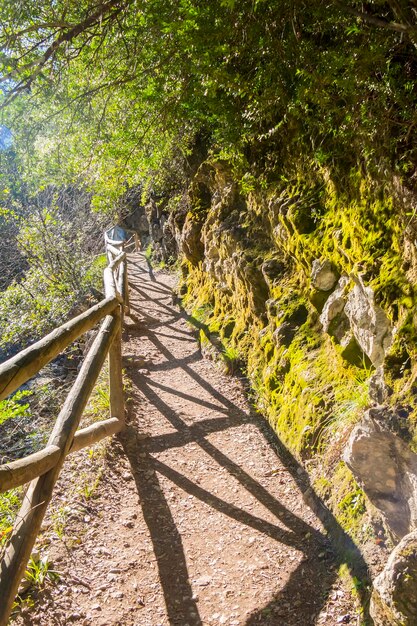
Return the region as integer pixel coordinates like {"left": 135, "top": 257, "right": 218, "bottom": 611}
{"left": 79, "top": 468, "right": 103, "bottom": 500}
{"left": 89, "top": 387, "right": 110, "bottom": 415}
{"left": 339, "top": 489, "right": 366, "bottom": 518}
{"left": 222, "top": 344, "right": 241, "bottom": 375}
{"left": 24, "top": 555, "right": 60, "bottom": 589}
{"left": 50, "top": 505, "right": 69, "bottom": 540}
{"left": 82, "top": 369, "right": 110, "bottom": 425}
{"left": 0, "top": 390, "right": 32, "bottom": 425}
{"left": 144, "top": 243, "right": 153, "bottom": 261}
{"left": 316, "top": 363, "right": 372, "bottom": 450}
{"left": 0, "top": 488, "right": 21, "bottom": 546}
{"left": 11, "top": 594, "right": 35, "bottom": 616}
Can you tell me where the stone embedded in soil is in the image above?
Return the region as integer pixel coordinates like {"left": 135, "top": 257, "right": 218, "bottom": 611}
{"left": 194, "top": 575, "right": 211, "bottom": 586}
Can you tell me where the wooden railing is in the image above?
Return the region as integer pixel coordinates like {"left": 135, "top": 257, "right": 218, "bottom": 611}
{"left": 0, "top": 228, "right": 137, "bottom": 625}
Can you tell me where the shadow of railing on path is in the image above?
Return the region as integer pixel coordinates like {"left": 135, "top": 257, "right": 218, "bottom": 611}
{"left": 119, "top": 257, "right": 372, "bottom": 625}
{"left": 118, "top": 424, "right": 203, "bottom": 626}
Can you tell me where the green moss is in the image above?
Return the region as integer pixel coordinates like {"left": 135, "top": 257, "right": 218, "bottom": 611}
{"left": 314, "top": 476, "right": 332, "bottom": 499}
{"left": 192, "top": 303, "right": 213, "bottom": 324}
{"left": 267, "top": 175, "right": 414, "bottom": 333}
{"left": 330, "top": 462, "right": 367, "bottom": 539}
{"left": 252, "top": 319, "right": 370, "bottom": 457}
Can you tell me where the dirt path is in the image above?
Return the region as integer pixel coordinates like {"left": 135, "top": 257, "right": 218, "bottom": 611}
{"left": 14, "top": 253, "right": 368, "bottom": 626}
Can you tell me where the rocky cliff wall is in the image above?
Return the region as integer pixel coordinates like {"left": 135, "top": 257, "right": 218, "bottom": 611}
{"left": 165, "top": 161, "right": 417, "bottom": 624}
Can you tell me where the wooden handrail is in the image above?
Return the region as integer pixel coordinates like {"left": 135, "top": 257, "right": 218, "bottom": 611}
{"left": 0, "top": 226, "right": 133, "bottom": 626}
{"left": 0, "top": 296, "right": 118, "bottom": 401}
{"left": 70, "top": 417, "right": 123, "bottom": 453}
{"left": 0, "top": 446, "right": 61, "bottom": 492}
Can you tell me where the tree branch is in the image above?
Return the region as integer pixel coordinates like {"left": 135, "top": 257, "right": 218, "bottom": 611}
{"left": 0, "top": 0, "right": 130, "bottom": 101}
{"left": 336, "top": 2, "right": 412, "bottom": 33}
{"left": 3, "top": 22, "right": 74, "bottom": 40}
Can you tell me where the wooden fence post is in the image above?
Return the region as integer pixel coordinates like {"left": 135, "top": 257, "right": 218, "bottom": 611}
{"left": 108, "top": 308, "right": 124, "bottom": 424}
{"left": 122, "top": 257, "right": 130, "bottom": 316}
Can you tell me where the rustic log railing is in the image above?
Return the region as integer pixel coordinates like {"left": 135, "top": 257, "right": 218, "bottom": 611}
{"left": 0, "top": 228, "right": 137, "bottom": 625}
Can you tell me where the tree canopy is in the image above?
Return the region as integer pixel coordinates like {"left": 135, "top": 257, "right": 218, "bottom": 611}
{"left": 0, "top": 0, "right": 417, "bottom": 206}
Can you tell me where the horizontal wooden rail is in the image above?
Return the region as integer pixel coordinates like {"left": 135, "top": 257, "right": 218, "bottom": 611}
{"left": 124, "top": 237, "right": 137, "bottom": 251}
{"left": 0, "top": 224, "right": 133, "bottom": 626}
{"left": 0, "top": 446, "right": 60, "bottom": 493}
{"left": 0, "top": 296, "right": 118, "bottom": 402}
{"left": 0, "top": 416, "right": 124, "bottom": 492}
{"left": 70, "top": 417, "right": 123, "bottom": 453}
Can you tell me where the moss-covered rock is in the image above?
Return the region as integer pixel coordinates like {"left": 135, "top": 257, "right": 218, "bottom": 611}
{"left": 181, "top": 211, "right": 205, "bottom": 265}
{"left": 371, "top": 530, "right": 417, "bottom": 625}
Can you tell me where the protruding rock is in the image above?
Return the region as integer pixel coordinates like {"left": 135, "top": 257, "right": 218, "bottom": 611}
{"left": 371, "top": 530, "right": 417, "bottom": 625}
{"left": 243, "top": 263, "right": 269, "bottom": 317}
{"left": 319, "top": 275, "right": 350, "bottom": 340}
{"left": 261, "top": 258, "right": 285, "bottom": 288}
{"left": 344, "top": 407, "right": 417, "bottom": 539}
{"left": 344, "top": 277, "right": 393, "bottom": 367}
{"left": 273, "top": 322, "right": 296, "bottom": 348}
{"left": 369, "top": 367, "right": 392, "bottom": 404}
{"left": 181, "top": 212, "right": 205, "bottom": 265}
{"left": 311, "top": 259, "right": 338, "bottom": 291}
